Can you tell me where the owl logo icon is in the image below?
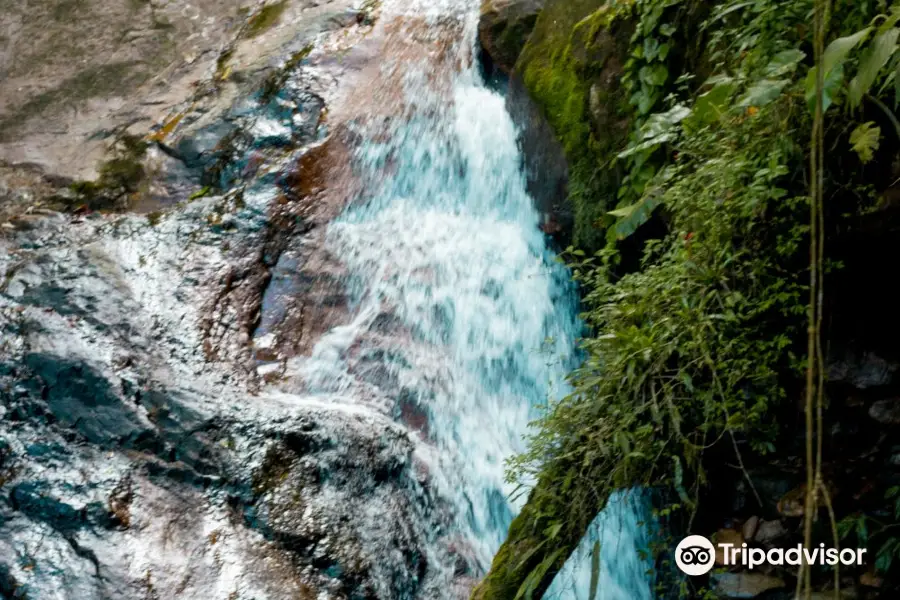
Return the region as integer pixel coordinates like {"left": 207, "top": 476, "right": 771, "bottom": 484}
{"left": 675, "top": 535, "right": 716, "bottom": 576}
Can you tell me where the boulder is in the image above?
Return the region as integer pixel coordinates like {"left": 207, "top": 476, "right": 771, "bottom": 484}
{"left": 828, "top": 350, "right": 897, "bottom": 389}
{"left": 753, "top": 519, "right": 788, "bottom": 545}
{"left": 479, "top": 0, "right": 547, "bottom": 72}
{"left": 711, "top": 572, "right": 786, "bottom": 599}
{"left": 742, "top": 515, "right": 760, "bottom": 541}
{"left": 869, "top": 398, "right": 900, "bottom": 425}
{"left": 513, "top": 0, "right": 634, "bottom": 251}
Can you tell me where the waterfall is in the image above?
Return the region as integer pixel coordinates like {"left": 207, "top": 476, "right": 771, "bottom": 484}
{"left": 295, "top": 0, "right": 654, "bottom": 596}
{"left": 0, "top": 0, "right": 655, "bottom": 597}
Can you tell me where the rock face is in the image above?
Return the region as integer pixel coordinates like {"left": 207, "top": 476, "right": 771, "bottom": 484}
{"left": 0, "top": 3, "right": 471, "bottom": 598}
{"left": 513, "top": 0, "right": 633, "bottom": 251}
{"left": 478, "top": 0, "right": 546, "bottom": 73}
{"left": 0, "top": 0, "right": 360, "bottom": 180}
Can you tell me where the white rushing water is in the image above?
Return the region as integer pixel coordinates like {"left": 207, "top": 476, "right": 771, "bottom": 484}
{"left": 295, "top": 0, "right": 655, "bottom": 597}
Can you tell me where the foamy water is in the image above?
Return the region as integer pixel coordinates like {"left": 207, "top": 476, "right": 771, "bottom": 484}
{"left": 294, "top": 0, "right": 654, "bottom": 596}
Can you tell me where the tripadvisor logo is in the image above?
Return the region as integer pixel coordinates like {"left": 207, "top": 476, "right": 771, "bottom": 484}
{"left": 675, "top": 535, "right": 716, "bottom": 576}
{"left": 675, "top": 535, "right": 867, "bottom": 576}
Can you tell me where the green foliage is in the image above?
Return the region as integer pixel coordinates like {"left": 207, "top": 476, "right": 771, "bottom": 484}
{"left": 838, "top": 486, "right": 900, "bottom": 577}
{"left": 509, "top": 92, "right": 808, "bottom": 581}
{"left": 612, "top": 0, "right": 684, "bottom": 216}
{"left": 850, "top": 120, "right": 882, "bottom": 162}
{"left": 606, "top": 193, "right": 660, "bottom": 239}
{"left": 497, "top": 2, "right": 821, "bottom": 596}
{"left": 803, "top": 6, "right": 900, "bottom": 113}
{"left": 514, "top": 549, "right": 564, "bottom": 600}
{"left": 485, "top": 1, "right": 900, "bottom": 597}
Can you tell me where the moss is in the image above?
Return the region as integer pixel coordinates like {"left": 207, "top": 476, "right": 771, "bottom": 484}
{"left": 146, "top": 211, "right": 163, "bottom": 226}
{"left": 246, "top": 1, "right": 288, "bottom": 39}
{"left": 188, "top": 186, "right": 212, "bottom": 201}
{"left": 515, "top": 0, "right": 634, "bottom": 251}
{"left": 67, "top": 134, "right": 149, "bottom": 211}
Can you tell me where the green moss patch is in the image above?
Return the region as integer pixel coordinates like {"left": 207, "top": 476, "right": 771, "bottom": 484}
{"left": 246, "top": 1, "right": 288, "bottom": 39}
{"left": 515, "top": 0, "right": 633, "bottom": 251}
{"left": 65, "top": 134, "right": 149, "bottom": 211}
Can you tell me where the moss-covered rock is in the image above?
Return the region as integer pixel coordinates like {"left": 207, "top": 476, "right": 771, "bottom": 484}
{"left": 514, "top": 0, "right": 634, "bottom": 250}
{"left": 64, "top": 134, "right": 149, "bottom": 211}
{"left": 478, "top": 0, "right": 546, "bottom": 73}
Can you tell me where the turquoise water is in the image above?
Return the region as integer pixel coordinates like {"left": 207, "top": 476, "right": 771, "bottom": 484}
{"left": 303, "top": 0, "right": 655, "bottom": 596}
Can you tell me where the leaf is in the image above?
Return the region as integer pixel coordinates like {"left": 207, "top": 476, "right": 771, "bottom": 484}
{"left": 856, "top": 515, "right": 869, "bottom": 546}
{"left": 709, "top": 1, "right": 755, "bottom": 25}
{"left": 642, "top": 105, "right": 692, "bottom": 138}
{"left": 738, "top": 79, "right": 790, "bottom": 108}
{"left": 618, "top": 105, "right": 691, "bottom": 159}
{"left": 894, "top": 52, "right": 900, "bottom": 106}
{"left": 672, "top": 455, "right": 694, "bottom": 509}
{"left": 850, "top": 121, "right": 881, "bottom": 163}
{"left": 803, "top": 27, "right": 873, "bottom": 113}
{"left": 849, "top": 28, "right": 900, "bottom": 108}
{"left": 765, "top": 49, "right": 806, "bottom": 78}
{"left": 514, "top": 540, "right": 548, "bottom": 571}
{"left": 514, "top": 549, "right": 564, "bottom": 600}
{"left": 639, "top": 63, "right": 669, "bottom": 87}
{"left": 589, "top": 541, "right": 601, "bottom": 600}
{"left": 658, "top": 43, "right": 671, "bottom": 61}
{"left": 643, "top": 37, "right": 660, "bottom": 61}
{"left": 805, "top": 62, "right": 845, "bottom": 113}
{"left": 823, "top": 27, "right": 873, "bottom": 75}
{"left": 691, "top": 80, "right": 736, "bottom": 125}
{"left": 608, "top": 195, "right": 661, "bottom": 239}
{"left": 878, "top": 6, "right": 900, "bottom": 34}
{"left": 876, "top": 547, "right": 894, "bottom": 574}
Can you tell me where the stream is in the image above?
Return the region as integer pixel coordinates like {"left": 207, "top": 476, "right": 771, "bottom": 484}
{"left": 0, "top": 0, "right": 651, "bottom": 598}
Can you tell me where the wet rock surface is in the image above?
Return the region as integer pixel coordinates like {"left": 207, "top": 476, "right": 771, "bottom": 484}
{"left": 0, "top": 2, "right": 476, "bottom": 598}
{"left": 477, "top": 0, "right": 545, "bottom": 73}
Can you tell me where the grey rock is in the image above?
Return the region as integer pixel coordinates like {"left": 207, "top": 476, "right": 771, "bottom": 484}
{"left": 478, "top": 0, "right": 547, "bottom": 72}
{"left": 869, "top": 398, "right": 900, "bottom": 425}
{"left": 753, "top": 519, "right": 788, "bottom": 545}
{"left": 828, "top": 351, "right": 897, "bottom": 389}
